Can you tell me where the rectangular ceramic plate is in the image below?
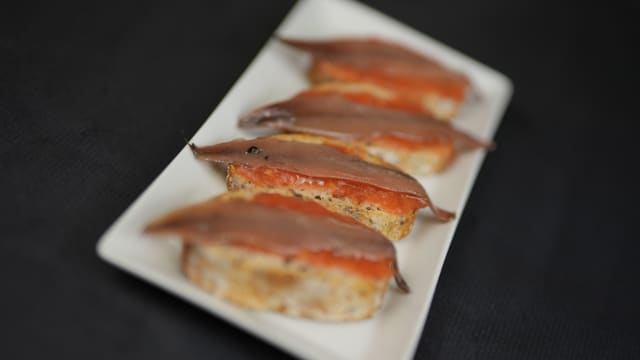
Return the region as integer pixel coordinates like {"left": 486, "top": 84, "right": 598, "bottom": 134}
{"left": 97, "top": 0, "right": 512, "bottom": 359}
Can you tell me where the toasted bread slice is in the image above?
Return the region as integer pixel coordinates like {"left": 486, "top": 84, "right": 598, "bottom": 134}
{"left": 145, "top": 191, "right": 408, "bottom": 321}
{"left": 283, "top": 132, "right": 455, "bottom": 176}
{"left": 226, "top": 164, "right": 417, "bottom": 240}
{"left": 182, "top": 244, "right": 391, "bottom": 321}
{"left": 280, "top": 37, "right": 470, "bottom": 120}
{"left": 189, "top": 137, "right": 455, "bottom": 240}
{"left": 308, "top": 64, "right": 464, "bottom": 120}
{"left": 270, "top": 133, "right": 454, "bottom": 176}
{"left": 239, "top": 94, "right": 491, "bottom": 176}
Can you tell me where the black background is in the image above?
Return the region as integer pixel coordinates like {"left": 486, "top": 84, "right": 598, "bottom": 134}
{"left": 2, "top": 1, "right": 639, "bottom": 359}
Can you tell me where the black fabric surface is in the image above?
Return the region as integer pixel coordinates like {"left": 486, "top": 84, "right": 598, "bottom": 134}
{"left": 2, "top": 1, "right": 639, "bottom": 359}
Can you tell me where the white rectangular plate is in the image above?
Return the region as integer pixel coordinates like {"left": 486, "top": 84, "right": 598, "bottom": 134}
{"left": 97, "top": 0, "right": 512, "bottom": 359}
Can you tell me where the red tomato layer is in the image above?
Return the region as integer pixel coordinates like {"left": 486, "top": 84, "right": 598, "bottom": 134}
{"left": 234, "top": 165, "right": 426, "bottom": 215}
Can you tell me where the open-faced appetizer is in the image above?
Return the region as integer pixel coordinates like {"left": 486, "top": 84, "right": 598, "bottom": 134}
{"left": 239, "top": 92, "right": 492, "bottom": 176}
{"left": 279, "top": 37, "right": 470, "bottom": 120}
{"left": 145, "top": 191, "right": 409, "bottom": 321}
{"left": 189, "top": 136, "right": 454, "bottom": 240}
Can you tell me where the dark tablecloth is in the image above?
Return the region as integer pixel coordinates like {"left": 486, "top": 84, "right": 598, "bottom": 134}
{"left": 2, "top": 1, "right": 639, "bottom": 359}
